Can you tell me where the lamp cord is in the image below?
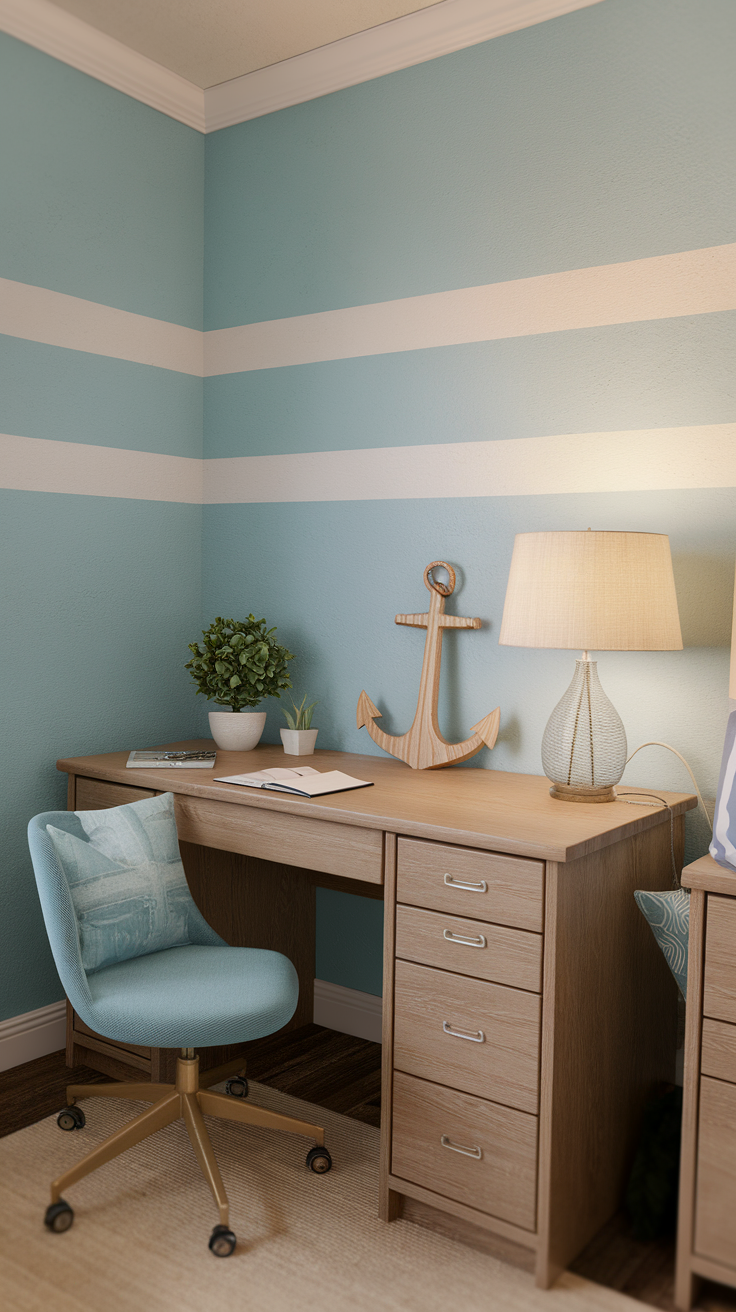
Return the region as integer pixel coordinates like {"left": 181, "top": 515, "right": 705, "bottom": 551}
{"left": 624, "top": 741, "right": 710, "bottom": 824}
{"left": 615, "top": 792, "right": 678, "bottom": 888}
{"left": 616, "top": 740, "right": 711, "bottom": 891}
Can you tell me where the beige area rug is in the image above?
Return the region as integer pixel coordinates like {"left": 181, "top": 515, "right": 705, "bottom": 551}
{"left": 0, "top": 1080, "right": 642, "bottom": 1312}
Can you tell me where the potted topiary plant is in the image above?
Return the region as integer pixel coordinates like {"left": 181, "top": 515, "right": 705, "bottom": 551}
{"left": 280, "top": 694, "right": 319, "bottom": 756}
{"left": 186, "top": 615, "right": 294, "bottom": 751}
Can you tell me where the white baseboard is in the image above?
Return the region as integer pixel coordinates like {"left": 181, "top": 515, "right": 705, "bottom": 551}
{"left": 0, "top": 1000, "right": 66, "bottom": 1073}
{"left": 313, "top": 979, "right": 382, "bottom": 1044}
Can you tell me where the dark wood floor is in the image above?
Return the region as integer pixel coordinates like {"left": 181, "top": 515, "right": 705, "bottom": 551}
{"left": 0, "top": 1024, "right": 381, "bottom": 1142}
{"left": 1, "top": 1026, "right": 733, "bottom": 1311}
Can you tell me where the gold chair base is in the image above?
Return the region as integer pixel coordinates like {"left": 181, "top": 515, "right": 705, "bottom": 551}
{"left": 52, "top": 1053, "right": 326, "bottom": 1230}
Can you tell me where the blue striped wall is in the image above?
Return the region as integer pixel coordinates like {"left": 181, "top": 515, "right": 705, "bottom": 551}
{"left": 3, "top": 0, "right": 736, "bottom": 1018}
{"left": 202, "top": 0, "right": 736, "bottom": 995}
{"left": 0, "top": 35, "right": 205, "bottom": 1022}
{"left": 203, "top": 0, "right": 735, "bottom": 328}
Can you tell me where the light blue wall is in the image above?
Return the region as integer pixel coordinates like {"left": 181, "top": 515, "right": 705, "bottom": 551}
{"left": 203, "top": 0, "right": 736, "bottom": 995}
{"left": 4, "top": 0, "right": 735, "bottom": 1021}
{"left": 204, "top": 0, "right": 735, "bottom": 328}
{"left": 0, "top": 35, "right": 205, "bottom": 1022}
{"left": 0, "top": 36, "right": 203, "bottom": 326}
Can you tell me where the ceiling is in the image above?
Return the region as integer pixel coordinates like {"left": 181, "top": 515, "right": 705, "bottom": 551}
{"left": 45, "top": 0, "right": 445, "bottom": 88}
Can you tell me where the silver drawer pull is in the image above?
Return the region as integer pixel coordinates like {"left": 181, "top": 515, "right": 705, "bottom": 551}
{"left": 442, "top": 1020, "right": 485, "bottom": 1043}
{"left": 440, "top": 1135, "right": 483, "bottom": 1160}
{"left": 444, "top": 873, "right": 487, "bottom": 893}
{"left": 443, "top": 929, "right": 486, "bottom": 948}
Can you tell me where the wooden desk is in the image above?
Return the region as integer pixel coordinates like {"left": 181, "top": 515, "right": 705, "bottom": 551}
{"left": 676, "top": 854, "right": 736, "bottom": 1308}
{"left": 57, "top": 741, "right": 695, "bottom": 1288}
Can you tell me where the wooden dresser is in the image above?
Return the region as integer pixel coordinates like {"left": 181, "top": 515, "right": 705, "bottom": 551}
{"left": 57, "top": 743, "right": 694, "bottom": 1287}
{"left": 676, "top": 854, "right": 736, "bottom": 1308}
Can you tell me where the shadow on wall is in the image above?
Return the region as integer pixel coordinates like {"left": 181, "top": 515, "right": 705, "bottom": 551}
{"left": 673, "top": 554, "right": 734, "bottom": 647}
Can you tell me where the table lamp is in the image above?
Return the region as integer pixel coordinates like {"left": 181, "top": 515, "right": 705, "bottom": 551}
{"left": 499, "top": 531, "right": 683, "bottom": 802}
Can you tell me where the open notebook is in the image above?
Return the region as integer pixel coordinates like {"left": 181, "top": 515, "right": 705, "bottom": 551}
{"left": 213, "top": 766, "right": 373, "bottom": 798}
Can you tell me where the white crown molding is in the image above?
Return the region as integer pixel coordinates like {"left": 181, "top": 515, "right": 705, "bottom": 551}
{"left": 0, "top": 0, "right": 205, "bottom": 131}
{"left": 0, "top": 1000, "right": 66, "bottom": 1073}
{"left": 1, "top": 0, "right": 605, "bottom": 134}
{"left": 204, "top": 0, "right": 606, "bottom": 131}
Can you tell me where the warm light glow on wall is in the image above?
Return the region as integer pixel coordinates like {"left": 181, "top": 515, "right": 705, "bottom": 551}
{"left": 731, "top": 570, "right": 736, "bottom": 700}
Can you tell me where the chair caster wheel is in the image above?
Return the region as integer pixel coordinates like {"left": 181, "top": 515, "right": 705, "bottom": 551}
{"left": 225, "top": 1076, "right": 249, "bottom": 1098}
{"left": 45, "top": 1200, "right": 74, "bottom": 1233}
{"left": 209, "top": 1224, "right": 236, "bottom": 1257}
{"left": 57, "top": 1106, "right": 85, "bottom": 1132}
{"left": 306, "top": 1145, "right": 332, "bottom": 1174}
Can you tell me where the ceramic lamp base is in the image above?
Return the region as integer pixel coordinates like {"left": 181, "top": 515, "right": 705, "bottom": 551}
{"left": 541, "top": 658, "right": 627, "bottom": 803}
{"left": 549, "top": 781, "right": 618, "bottom": 804}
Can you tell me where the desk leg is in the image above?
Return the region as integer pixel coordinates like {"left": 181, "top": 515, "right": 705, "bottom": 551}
{"left": 180, "top": 841, "right": 315, "bottom": 1033}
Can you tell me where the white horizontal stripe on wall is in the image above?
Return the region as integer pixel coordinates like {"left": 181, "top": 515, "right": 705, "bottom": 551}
{"left": 204, "top": 243, "right": 736, "bottom": 375}
{"left": 0, "top": 278, "right": 203, "bottom": 376}
{"left": 4, "top": 425, "right": 735, "bottom": 505}
{"left": 203, "top": 424, "right": 736, "bottom": 504}
{"left": 1, "top": 433, "right": 202, "bottom": 503}
{"left": 5, "top": 244, "right": 735, "bottom": 379}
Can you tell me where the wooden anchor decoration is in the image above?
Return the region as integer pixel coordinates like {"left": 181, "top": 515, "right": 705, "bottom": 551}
{"left": 357, "top": 561, "right": 500, "bottom": 770}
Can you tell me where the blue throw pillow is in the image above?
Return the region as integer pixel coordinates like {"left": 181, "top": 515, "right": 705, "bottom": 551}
{"left": 634, "top": 888, "right": 689, "bottom": 999}
{"left": 46, "top": 792, "right": 193, "bottom": 974}
{"left": 710, "top": 708, "right": 736, "bottom": 871}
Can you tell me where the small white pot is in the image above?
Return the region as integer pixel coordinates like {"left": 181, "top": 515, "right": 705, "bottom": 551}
{"left": 208, "top": 709, "right": 266, "bottom": 752}
{"left": 280, "top": 728, "right": 318, "bottom": 756}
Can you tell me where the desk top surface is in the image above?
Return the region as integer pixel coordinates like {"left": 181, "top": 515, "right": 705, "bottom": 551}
{"left": 58, "top": 740, "right": 696, "bottom": 864}
{"left": 682, "top": 852, "right": 736, "bottom": 896}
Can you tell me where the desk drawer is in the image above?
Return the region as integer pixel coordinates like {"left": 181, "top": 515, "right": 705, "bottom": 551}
{"left": 704, "top": 896, "right": 736, "bottom": 1025}
{"left": 174, "top": 793, "right": 383, "bottom": 884}
{"left": 393, "top": 960, "right": 540, "bottom": 1114}
{"left": 694, "top": 1076, "right": 736, "bottom": 1270}
{"left": 392, "top": 1071, "right": 537, "bottom": 1232}
{"left": 74, "top": 778, "right": 158, "bottom": 810}
{"left": 701, "top": 1018, "right": 736, "bottom": 1085}
{"left": 397, "top": 838, "right": 543, "bottom": 932}
{"left": 395, "top": 904, "right": 542, "bottom": 993}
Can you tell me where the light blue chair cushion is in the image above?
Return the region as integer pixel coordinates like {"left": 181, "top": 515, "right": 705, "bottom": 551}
{"left": 46, "top": 792, "right": 195, "bottom": 973}
{"left": 86, "top": 944, "right": 299, "bottom": 1048}
{"left": 710, "top": 708, "right": 736, "bottom": 871}
{"left": 634, "top": 887, "right": 690, "bottom": 999}
{"left": 28, "top": 803, "right": 299, "bottom": 1049}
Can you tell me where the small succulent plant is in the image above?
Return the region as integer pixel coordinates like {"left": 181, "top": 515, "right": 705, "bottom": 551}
{"left": 281, "top": 693, "right": 318, "bottom": 731}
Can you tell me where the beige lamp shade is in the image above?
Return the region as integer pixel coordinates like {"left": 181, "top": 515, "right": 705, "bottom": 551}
{"left": 730, "top": 569, "right": 736, "bottom": 698}
{"left": 499, "top": 531, "right": 683, "bottom": 651}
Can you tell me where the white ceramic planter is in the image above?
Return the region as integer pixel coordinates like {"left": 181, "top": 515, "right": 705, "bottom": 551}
{"left": 208, "top": 709, "right": 266, "bottom": 752}
{"left": 280, "top": 728, "right": 319, "bottom": 756}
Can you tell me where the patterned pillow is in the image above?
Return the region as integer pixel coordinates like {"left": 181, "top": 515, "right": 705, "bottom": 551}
{"left": 46, "top": 793, "right": 193, "bottom": 974}
{"left": 634, "top": 888, "right": 689, "bottom": 999}
{"left": 710, "top": 708, "right": 736, "bottom": 870}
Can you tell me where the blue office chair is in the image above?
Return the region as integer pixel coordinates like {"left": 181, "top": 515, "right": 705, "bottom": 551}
{"left": 27, "top": 795, "right": 332, "bottom": 1256}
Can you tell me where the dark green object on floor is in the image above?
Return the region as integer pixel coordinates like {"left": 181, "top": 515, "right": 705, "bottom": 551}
{"left": 625, "top": 1085, "right": 683, "bottom": 1242}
